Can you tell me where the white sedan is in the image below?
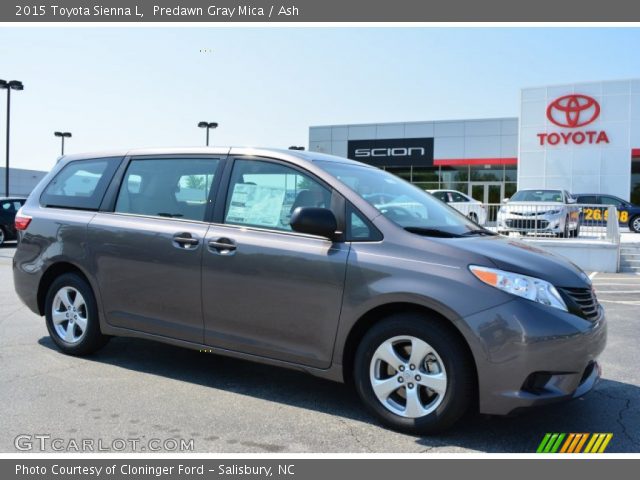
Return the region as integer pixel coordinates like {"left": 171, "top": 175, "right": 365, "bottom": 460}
{"left": 427, "top": 189, "right": 487, "bottom": 225}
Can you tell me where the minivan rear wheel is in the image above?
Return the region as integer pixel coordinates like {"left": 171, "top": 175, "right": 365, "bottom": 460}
{"left": 45, "top": 273, "right": 110, "bottom": 356}
{"left": 353, "top": 313, "right": 473, "bottom": 435}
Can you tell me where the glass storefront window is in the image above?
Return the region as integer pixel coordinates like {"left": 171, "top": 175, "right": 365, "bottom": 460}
{"left": 385, "top": 167, "right": 412, "bottom": 182}
{"left": 469, "top": 165, "right": 504, "bottom": 182}
{"left": 504, "top": 165, "right": 517, "bottom": 182}
{"left": 631, "top": 159, "right": 640, "bottom": 205}
{"left": 505, "top": 182, "right": 518, "bottom": 200}
{"left": 412, "top": 167, "right": 439, "bottom": 184}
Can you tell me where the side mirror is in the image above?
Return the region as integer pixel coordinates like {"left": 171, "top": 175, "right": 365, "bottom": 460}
{"left": 290, "top": 207, "right": 338, "bottom": 240}
{"left": 502, "top": 197, "right": 510, "bottom": 203}
{"left": 567, "top": 197, "right": 577, "bottom": 204}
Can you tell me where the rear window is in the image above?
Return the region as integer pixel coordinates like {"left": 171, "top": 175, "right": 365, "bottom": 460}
{"left": 41, "top": 158, "right": 120, "bottom": 210}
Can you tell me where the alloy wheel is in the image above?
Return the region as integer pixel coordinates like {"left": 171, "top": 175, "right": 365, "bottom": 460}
{"left": 51, "top": 286, "right": 88, "bottom": 344}
{"left": 369, "top": 335, "right": 448, "bottom": 418}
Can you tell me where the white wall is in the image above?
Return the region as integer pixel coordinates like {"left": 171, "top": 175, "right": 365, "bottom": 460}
{"left": 309, "top": 118, "right": 519, "bottom": 161}
{"left": 519, "top": 79, "right": 640, "bottom": 200}
{"left": 0, "top": 167, "right": 48, "bottom": 197}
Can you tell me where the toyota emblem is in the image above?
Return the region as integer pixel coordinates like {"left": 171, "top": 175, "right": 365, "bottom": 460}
{"left": 546, "top": 94, "right": 601, "bottom": 128}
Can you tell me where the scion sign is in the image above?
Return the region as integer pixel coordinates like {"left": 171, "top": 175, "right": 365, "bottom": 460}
{"left": 347, "top": 137, "right": 434, "bottom": 167}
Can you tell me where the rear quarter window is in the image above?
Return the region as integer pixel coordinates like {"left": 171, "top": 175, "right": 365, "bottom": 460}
{"left": 41, "top": 158, "right": 121, "bottom": 210}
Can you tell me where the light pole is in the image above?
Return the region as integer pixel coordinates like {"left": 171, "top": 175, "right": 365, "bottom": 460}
{"left": 54, "top": 132, "right": 72, "bottom": 156}
{"left": 0, "top": 80, "right": 24, "bottom": 197}
{"left": 198, "top": 121, "right": 218, "bottom": 146}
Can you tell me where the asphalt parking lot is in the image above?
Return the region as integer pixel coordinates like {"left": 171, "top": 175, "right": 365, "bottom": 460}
{"left": 1, "top": 242, "right": 639, "bottom": 453}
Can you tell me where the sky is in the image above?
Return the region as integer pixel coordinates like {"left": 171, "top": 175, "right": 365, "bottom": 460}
{"left": 1, "top": 27, "right": 640, "bottom": 171}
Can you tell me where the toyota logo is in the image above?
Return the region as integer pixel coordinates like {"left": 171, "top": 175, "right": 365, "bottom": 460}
{"left": 546, "top": 94, "right": 600, "bottom": 128}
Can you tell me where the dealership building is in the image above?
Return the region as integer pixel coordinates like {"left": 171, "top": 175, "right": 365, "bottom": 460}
{"left": 0, "top": 167, "right": 47, "bottom": 198}
{"left": 309, "top": 79, "right": 640, "bottom": 205}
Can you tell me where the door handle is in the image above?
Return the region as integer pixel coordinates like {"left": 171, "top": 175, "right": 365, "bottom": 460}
{"left": 207, "top": 238, "right": 237, "bottom": 255}
{"left": 173, "top": 233, "right": 200, "bottom": 249}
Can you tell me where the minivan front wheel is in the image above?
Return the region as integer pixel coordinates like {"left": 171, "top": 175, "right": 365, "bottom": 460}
{"left": 45, "top": 273, "right": 109, "bottom": 356}
{"left": 354, "top": 314, "right": 473, "bottom": 434}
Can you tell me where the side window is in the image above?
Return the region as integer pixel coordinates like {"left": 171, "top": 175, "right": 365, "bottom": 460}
{"left": 576, "top": 195, "right": 597, "bottom": 204}
{"left": 347, "top": 205, "right": 382, "bottom": 241}
{"left": 41, "top": 158, "right": 118, "bottom": 210}
{"left": 432, "top": 191, "right": 448, "bottom": 202}
{"left": 600, "top": 196, "right": 623, "bottom": 207}
{"left": 225, "top": 159, "right": 332, "bottom": 232}
{"left": 450, "top": 192, "right": 467, "bottom": 202}
{"left": 115, "top": 158, "right": 220, "bottom": 222}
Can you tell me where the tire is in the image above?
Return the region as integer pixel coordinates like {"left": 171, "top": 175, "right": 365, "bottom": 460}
{"left": 45, "top": 273, "right": 110, "bottom": 356}
{"left": 630, "top": 215, "right": 640, "bottom": 234}
{"left": 353, "top": 313, "right": 474, "bottom": 435}
{"left": 557, "top": 217, "right": 570, "bottom": 238}
{"left": 0, "top": 226, "right": 5, "bottom": 246}
{"left": 572, "top": 222, "right": 581, "bottom": 238}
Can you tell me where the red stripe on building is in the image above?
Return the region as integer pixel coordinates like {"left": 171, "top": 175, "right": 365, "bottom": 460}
{"left": 434, "top": 157, "right": 518, "bottom": 166}
{"left": 632, "top": 148, "right": 640, "bottom": 158}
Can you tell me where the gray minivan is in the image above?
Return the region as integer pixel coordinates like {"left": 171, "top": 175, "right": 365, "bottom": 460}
{"left": 13, "top": 147, "right": 606, "bottom": 434}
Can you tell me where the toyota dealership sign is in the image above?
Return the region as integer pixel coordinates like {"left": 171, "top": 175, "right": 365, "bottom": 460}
{"left": 537, "top": 94, "right": 609, "bottom": 146}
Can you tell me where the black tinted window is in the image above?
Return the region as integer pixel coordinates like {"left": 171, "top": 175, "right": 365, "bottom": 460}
{"left": 432, "top": 191, "right": 448, "bottom": 202}
{"left": 41, "top": 158, "right": 119, "bottom": 210}
{"left": 450, "top": 192, "right": 467, "bottom": 202}
{"left": 115, "top": 158, "right": 220, "bottom": 222}
{"left": 600, "top": 196, "right": 623, "bottom": 207}
{"left": 576, "top": 195, "right": 598, "bottom": 204}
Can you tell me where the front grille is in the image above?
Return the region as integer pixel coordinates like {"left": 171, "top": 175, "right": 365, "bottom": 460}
{"left": 506, "top": 219, "right": 549, "bottom": 229}
{"left": 558, "top": 287, "right": 600, "bottom": 320}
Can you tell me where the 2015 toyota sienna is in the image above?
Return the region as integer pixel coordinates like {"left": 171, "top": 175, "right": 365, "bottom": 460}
{"left": 13, "top": 147, "right": 606, "bottom": 434}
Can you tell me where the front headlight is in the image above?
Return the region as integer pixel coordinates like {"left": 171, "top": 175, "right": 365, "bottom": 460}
{"left": 545, "top": 209, "right": 561, "bottom": 215}
{"left": 469, "top": 265, "right": 567, "bottom": 311}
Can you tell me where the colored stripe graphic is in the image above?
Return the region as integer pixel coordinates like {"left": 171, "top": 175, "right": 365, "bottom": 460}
{"left": 537, "top": 433, "right": 612, "bottom": 453}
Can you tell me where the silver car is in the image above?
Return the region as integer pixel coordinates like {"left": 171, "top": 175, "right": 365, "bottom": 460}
{"left": 13, "top": 148, "right": 605, "bottom": 434}
{"left": 497, "top": 189, "right": 581, "bottom": 237}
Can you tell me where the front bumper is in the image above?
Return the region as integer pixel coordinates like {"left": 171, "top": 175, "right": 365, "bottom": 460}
{"left": 497, "top": 214, "right": 564, "bottom": 233}
{"left": 463, "top": 297, "right": 606, "bottom": 416}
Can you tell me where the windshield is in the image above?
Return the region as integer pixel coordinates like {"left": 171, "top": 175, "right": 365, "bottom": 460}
{"left": 511, "top": 190, "right": 563, "bottom": 202}
{"left": 315, "top": 160, "right": 484, "bottom": 236}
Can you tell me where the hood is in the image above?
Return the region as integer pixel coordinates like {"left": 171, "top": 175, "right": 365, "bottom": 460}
{"left": 502, "top": 201, "right": 564, "bottom": 208}
{"left": 451, "top": 235, "right": 589, "bottom": 288}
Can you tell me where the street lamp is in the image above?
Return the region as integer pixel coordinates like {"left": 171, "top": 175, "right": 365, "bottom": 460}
{"left": 288, "top": 146, "right": 305, "bottom": 150}
{"left": 0, "top": 79, "right": 24, "bottom": 197}
{"left": 197, "top": 121, "right": 218, "bottom": 146}
{"left": 54, "top": 131, "right": 72, "bottom": 156}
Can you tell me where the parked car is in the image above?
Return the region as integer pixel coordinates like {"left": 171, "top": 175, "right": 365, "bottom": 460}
{"left": 574, "top": 193, "right": 640, "bottom": 233}
{"left": 0, "top": 197, "right": 26, "bottom": 246}
{"left": 13, "top": 148, "right": 605, "bottom": 434}
{"left": 427, "top": 189, "right": 487, "bottom": 225}
{"left": 497, "top": 189, "right": 581, "bottom": 237}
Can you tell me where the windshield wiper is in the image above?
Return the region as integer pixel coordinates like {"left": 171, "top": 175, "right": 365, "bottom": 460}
{"left": 461, "top": 229, "right": 497, "bottom": 236}
{"left": 404, "top": 227, "right": 462, "bottom": 238}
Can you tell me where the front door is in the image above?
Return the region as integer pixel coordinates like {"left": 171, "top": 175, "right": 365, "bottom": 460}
{"left": 201, "top": 157, "right": 349, "bottom": 368}
{"left": 88, "top": 156, "right": 223, "bottom": 343}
